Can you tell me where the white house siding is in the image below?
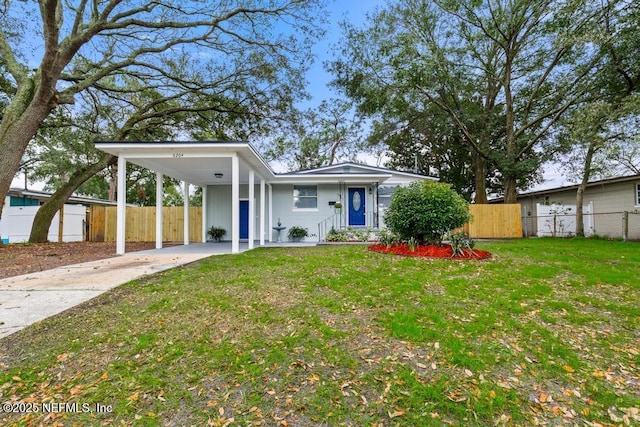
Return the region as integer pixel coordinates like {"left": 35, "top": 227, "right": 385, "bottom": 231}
{"left": 272, "top": 183, "right": 361, "bottom": 242}
{"left": 205, "top": 184, "right": 269, "bottom": 242}
{"left": 517, "top": 179, "right": 640, "bottom": 239}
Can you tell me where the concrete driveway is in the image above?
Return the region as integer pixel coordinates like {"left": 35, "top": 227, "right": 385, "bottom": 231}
{"left": 0, "top": 242, "right": 247, "bottom": 339}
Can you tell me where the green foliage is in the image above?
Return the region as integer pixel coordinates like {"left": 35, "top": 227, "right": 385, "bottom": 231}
{"left": 259, "top": 98, "right": 365, "bottom": 171}
{"left": 376, "top": 228, "right": 401, "bottom": 248}
{"left": 383, "top": 181, "right": 470, "bottom": 245}
{"left": 331, "top": 0, "right": 636, "bottom": 202}
{"left": 287, "top": 226, "right": 309, "bottom": 239}
{"left": 325, "top": 226, "right": 348, "bottom": 242}
{"left": 207, "top": 226, "right": 226, "bottom": 241}
{"left": 446, "top": 231, "right": 476, "bottom": 257}
{"left": 325, "top": 226, "right": 372, "bottom": 242}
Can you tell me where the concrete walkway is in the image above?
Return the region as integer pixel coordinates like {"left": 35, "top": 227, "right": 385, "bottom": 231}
{"left": 0, "top": 242, "right": 253, "bottom": 339}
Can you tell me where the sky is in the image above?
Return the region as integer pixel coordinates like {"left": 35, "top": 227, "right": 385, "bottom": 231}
{"left": 12, "top": 0, "right": 568, "bottom": 192}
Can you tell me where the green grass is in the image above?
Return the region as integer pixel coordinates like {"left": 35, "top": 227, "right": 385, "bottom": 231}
{"left": 1, "top": 238, "right": 639, "bottom": 426}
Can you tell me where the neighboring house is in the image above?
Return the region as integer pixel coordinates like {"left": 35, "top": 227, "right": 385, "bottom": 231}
{"left": 95, "top": 141, "right": 435, "bottom": 254}
{"left": 492, "top": 175, "right": 640, "bottom": 239}
{"left": 1, "top": 188, "right": 118, "bottom": 243}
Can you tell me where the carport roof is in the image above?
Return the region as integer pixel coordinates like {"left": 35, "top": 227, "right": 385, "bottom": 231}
{"left": 95, "top": 141, "right": 276, "bottom": 186}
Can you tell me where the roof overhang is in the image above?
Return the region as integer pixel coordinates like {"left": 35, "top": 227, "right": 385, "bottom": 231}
{"left": 272, "top": 173, "right": 393, "bottom": 184}
{"left": 95, "top": 141, "right": 276, "bottom": 186}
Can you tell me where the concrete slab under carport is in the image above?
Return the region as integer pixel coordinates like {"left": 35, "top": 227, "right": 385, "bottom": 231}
{"left": 0, "top": 242, "right": 261, "bottom": 339}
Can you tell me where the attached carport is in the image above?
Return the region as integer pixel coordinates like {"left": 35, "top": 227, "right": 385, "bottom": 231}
{"left": 95, "top": 141, "right": 276, "bottom": 255}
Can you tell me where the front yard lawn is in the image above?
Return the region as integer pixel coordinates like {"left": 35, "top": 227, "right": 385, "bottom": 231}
{"left": 1, "top": 238, "right": 638, "bottom": 426}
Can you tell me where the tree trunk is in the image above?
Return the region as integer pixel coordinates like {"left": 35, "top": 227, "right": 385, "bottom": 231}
{"left": 575, "top": 142, "right": 597, "bottom": 237}
{"left": 471, "top": 151, "right": 488, "bottom": 204}
{"left": 503, "top": 176, "right": 518, "bottom": 204}
{"left": 0, "top": 81, "right": 56, "bottom": 222}
{"left": 29, "top": 154, "right": 116, "bottom": 243}
{"left": 575, "top": 184, "right": 586, "bottom": 236}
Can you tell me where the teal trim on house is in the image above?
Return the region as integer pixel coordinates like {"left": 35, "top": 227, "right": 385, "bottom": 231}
{"left": 9, "top": 195, "right": 41, "bottom": 207}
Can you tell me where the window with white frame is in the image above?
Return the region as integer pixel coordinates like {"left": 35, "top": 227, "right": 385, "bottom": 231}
{"left": 293, "top": 185, "right": 317, "bottom": 210}
{"left": 378, "top": 185, "right": 399, "bottom": 208}
{"left": 636, "top": 183, "right": 640, "bottom": 206}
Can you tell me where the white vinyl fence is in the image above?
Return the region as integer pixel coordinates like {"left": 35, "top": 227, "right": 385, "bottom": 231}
{"left": 536, "top": 203, "right": 593, "bottom": 237}
{"left": 0, "top": 204, "right": 86, "bottom": 243}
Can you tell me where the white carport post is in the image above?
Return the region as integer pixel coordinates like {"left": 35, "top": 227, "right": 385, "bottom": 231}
{"left": 183, "top": 181, "right": 189, "bottom": 246}
{"left": 248, "top": 170, "right": 255, "bottom": 250}
{"left": 201, "top": 186, "right": 207, "bottom": 242}
{"left": 268, "top": 184, "right": 273, "bottom": 242}
{"left": 231, "top": 154, "right": 240, "bottom": 254}
{"left": 116, "top": 156, "right": 126, "bottom": 255}
{"left": 156, "top": 171, "right": 163, "bottom": 249}
{"left": 260, "top": 178, "right": 265, "bottom": 246}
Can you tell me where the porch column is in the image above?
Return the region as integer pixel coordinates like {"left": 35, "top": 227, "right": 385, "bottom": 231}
{"left": 116, "top": 156, "right": 126, "bottom": 255}
{"left": 201, "top": 186, "right": 207, "bottom": 242}
{"left": 183, "top": 181, "right": 189, "bottom": 245}
{"left": 156, "top": 171, "right": 163, "bottom": 249}
{"left": 231, "top": 154, "right": 239, "bottom": 254}
{"left": 248, "top": 170, "right": 255, "bottom": 250}
{"left": 268, "top": 184, "right": 273, "bottom": 242}
{"left": 260, "top": 178, "right": 265, "bottom": 246}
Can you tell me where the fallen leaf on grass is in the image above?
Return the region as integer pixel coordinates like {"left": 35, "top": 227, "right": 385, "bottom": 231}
{"left": 388, "top": 409, "right": 405, "bottom": 418}
{"left": 562, "top": 365, "right": 575, "bottom": 373}
{"left": 447, "top": 391, "right": 466, "bottom": 402}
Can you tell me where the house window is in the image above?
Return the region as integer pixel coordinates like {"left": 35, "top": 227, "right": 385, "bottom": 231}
{"left": 636, "top": 183, "right": 640, "bottom": 206}
{"left": 378, "top": 185, "right": 398, "bottom": 208}
{"left": 293, "top": 185, "right": 317, "bottom": 210}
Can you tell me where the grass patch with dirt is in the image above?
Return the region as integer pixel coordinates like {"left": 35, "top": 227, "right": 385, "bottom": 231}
{"left": 0, "top": 238, "right": 639, "bottom": 426}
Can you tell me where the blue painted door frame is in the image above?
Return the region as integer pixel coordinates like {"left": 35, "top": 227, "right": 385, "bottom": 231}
{"left": 348, "top": 187, "right": 366, "bottom": 226}
{"left": 239, "top": 200, "right": 249, "bottom": 239}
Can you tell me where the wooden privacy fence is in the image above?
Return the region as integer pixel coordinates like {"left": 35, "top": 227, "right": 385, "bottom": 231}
{"left": 460, "top": 204, "right": 522, "bottom": 238}
{"left": 89, "top": 206, "right": 202, "bottom": 242}
{"left": 88, "top": 203, "right": 521, "bottom": 242}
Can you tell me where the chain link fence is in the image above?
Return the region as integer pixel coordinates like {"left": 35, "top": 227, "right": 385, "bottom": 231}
{"left": 522, "top": 211, "right": 640, "bottom": 240}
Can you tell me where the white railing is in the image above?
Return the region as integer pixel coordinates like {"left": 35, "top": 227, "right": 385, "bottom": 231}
{"left": 317, "top": 211, "right": 378, "bottom": 241}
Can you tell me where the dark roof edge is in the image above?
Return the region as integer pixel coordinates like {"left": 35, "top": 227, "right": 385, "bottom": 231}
{"left": 490, "top": 173, "right": 640, "bottom": 202}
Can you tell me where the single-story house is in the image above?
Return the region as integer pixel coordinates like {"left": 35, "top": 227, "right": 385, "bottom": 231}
{"left": 491, "top": 174, "right": 640, "bottom": 239}
{"left": 94, "top": 141, "right": 435, "bottom": 254}
{"left": 1, "top": 188, "right": 119, "bottom": 243}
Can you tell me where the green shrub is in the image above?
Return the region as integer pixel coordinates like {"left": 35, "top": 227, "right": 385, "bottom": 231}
{"left": 326, "top": 227, "right": 348, "bottom": 242}
{"left": 446, "top": 231, "right": 475, "bottom": 257}
{"left": 376, "top": 228, "right": 401, "bottom": 248}
{"left": 288, "top": 226, "right": 309, "bottom": 239}
{"left": 383, "top": 181, "right": 470, "bottom": 245}
{"left": 207, "top": 226, "right": 226, "bottom": 241}
{"left": 326, "top": 226, "right": 373, "bottom": 242}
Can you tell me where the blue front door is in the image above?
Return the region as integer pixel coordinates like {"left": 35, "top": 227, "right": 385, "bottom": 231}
{"left": 348, "top": 188, "right": 366, "bottom": 226}
{"left": 239, "top": 200, "right": 249, "bottom": 239}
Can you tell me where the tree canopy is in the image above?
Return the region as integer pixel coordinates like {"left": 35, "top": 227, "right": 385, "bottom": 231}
{"left": 0, "top": 0, "right": 325, "bottom": 225}
{"left": 331, "top": 0, "right": 638, "bottom": 203}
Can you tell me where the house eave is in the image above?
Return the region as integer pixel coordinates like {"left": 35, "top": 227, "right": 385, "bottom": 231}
{"left": 273, "top": 173, "right": 393, "bottom": 184}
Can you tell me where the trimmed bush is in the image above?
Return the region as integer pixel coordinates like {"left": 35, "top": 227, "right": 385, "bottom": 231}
{"left": 383, "top": 181, "right": 470, "bottom": 245}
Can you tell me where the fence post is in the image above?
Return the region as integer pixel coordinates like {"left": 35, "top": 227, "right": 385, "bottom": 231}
{"left": 622, "top": 211, "right": 629, "bottom": 241}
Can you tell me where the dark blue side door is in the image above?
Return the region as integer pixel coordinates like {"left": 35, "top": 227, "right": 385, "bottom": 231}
{"left": 348, "top": 188, "right": 366, "bottom": 226}
{"left": 239, "top": 200, "right": 249, "bottom": 239}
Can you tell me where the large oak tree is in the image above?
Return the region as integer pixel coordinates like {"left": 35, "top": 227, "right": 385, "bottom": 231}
{"left": 331, "top": 0, "right": 617, "bottom": 203}
{"left": 0, "top": 0, "right": 323, "bottom": 228}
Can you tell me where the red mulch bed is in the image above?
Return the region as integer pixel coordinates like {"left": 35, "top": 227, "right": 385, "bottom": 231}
{"left": 368, "top": 243, "right": 492, "bottom": 259}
